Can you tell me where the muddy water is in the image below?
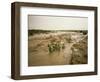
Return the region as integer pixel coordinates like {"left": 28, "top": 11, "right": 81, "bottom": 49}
{"left": 28, "top": 44, "right": 73, "bottom": 66}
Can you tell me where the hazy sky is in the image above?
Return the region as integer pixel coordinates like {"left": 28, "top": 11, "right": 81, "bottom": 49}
{"left": 28, "top": 15, "right": 88, "bottom": 30}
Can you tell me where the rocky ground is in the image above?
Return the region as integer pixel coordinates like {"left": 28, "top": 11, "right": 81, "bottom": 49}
{"left": 70, "top": 35, "right": 88, "bottom": 64}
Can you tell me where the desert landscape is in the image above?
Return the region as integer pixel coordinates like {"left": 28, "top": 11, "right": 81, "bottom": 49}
{"left": 28, "top": 30, "right": 88, "bottom": 66}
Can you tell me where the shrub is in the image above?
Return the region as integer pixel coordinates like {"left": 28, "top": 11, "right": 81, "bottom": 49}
{"left": 48, "top": 39, "right": 65, "bottom": 54}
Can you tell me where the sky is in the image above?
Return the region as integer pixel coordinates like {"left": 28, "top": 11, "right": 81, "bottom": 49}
{"left": 28, "top": 15, "right": 88, "bottom": 30}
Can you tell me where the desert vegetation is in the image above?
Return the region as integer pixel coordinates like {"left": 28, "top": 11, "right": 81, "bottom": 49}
{"left": 28, "top": 30, "right": 88, "bottom": 66}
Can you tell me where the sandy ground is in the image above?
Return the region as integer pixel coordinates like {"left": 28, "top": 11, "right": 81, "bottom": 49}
{"left": 28, "top": 32, "right": 86, "bottom": 66}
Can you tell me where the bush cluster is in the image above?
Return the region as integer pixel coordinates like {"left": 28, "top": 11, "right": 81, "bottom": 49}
{"left": 48, "top": 40, "right": 65, "bottom": 53}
